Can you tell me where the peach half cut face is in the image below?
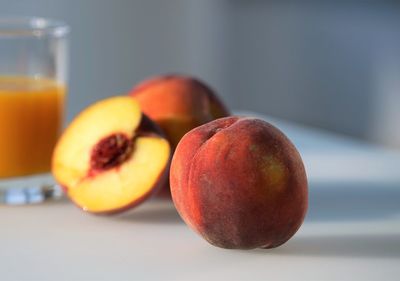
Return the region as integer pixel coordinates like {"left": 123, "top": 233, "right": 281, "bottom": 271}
{"left": 52, "top": 96, "right": 171, "bottom": 214}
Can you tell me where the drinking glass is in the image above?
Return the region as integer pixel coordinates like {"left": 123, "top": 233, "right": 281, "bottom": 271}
{"left": 0, "top": 17, "right": 69, "bottom": 204}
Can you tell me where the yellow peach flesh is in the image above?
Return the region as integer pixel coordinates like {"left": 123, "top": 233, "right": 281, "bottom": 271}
{"left": 52, "top": 96, "right": 170, "bottom": 213}
{"left": 69, "top": 136, "right": 169, "bottom": 212}
{"left": 53, "top": 97, "right": 141, "bottom": 184}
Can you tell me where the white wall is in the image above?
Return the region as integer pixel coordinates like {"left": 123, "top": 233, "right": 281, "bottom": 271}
{"left": 224, "top": 1, "right": 400, "bottom": 147}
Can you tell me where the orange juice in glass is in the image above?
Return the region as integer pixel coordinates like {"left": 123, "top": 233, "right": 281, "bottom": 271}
{"left": 0, "top": 18, "right": 69, "bottom": 204}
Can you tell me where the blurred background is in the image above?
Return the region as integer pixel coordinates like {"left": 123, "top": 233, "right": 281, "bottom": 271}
{"left": 2, "top": 0, "right": 400, "bottom": 148}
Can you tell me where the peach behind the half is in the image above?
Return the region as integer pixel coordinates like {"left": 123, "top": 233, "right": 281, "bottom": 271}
{"left": 52, "top": 97, "right": 171, "bottom": 214}
{"left": 170, "top": 116, "right": 308, "bottom": 249}
{"left": 129, "top": 74, "right": 230, "bottom": 148}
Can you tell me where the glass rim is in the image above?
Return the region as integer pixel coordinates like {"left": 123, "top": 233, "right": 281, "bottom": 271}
{"left": 0, "top": 17, "right": 69, "bottom": 38}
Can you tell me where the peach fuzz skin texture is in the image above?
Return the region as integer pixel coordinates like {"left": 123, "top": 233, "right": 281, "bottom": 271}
{"left": 170, "top": 116, "right": 308, "bottom": 249}
{"left": 129, "top": 74, "right": 230, "bottom": 148}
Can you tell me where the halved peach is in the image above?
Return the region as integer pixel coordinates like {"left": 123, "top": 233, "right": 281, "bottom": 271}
{"left": 52, "top": 96, "right": 170, "bottom": 214}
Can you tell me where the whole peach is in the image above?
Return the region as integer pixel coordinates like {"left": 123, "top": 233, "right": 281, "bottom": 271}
{"left": 170, "top": 116, "right": 308, "bottom": 249}
{"left": 129, "top": 74, "right": 229, "bottom": 148}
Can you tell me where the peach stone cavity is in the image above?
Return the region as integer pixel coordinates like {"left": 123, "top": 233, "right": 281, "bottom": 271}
{"left": 52, "top": 97, "right": 170, "bottom": 213}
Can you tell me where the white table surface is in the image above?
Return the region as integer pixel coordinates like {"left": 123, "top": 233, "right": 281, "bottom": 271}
{"left": 1, "top": 113, "right": 399, "bottom": 281}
